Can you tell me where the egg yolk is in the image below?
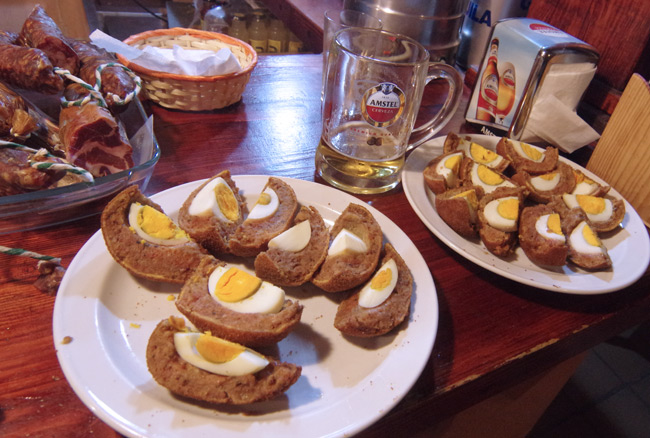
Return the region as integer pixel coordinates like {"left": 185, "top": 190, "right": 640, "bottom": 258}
{"left": 470, "top": 142, "right": 499, "bottom": 164}
{"left": 574, "top": 171, "right": 595, "bottom": 185}
{"left": 582, "top": 223, "right": 601, "bottom": 247}
{"left": 137, "top": 205, "right": 188, "bottom": 240}
{"left": 215, "top": 183, "right": 240, "bottom": 222}
{"left": 214, "top": 267, "right": 261, "bottom": 302}
{"left": 370, "top": 267, "right": 393, "bottom": 291}
{"left": 576, "top": 194, "right": 606, "bottom": 215}
{"left": 539, "top": 172, "right": 557, "bottom": 181}
{"left": 444, "top": 154, "right": 462, "bottom": 172}
{"left": 477, "top": 164, "right": 504, "bottom": 185}
{"left": 452, "top": 189, "right": 479, "bottom": 210}
{"left": 256, "top": 192, "right": 272, "bottom": 205}
{"left": 196, "top": 333, "right": 245, "bottom": 363}
{"left": 520, "top": 142, "right": 543, "bottom": 160}
{"left": 496, "top": 198, "right": 519, "bottom": 220}
{"left": 547, "top": 213, "right": 563, "bottom": 235}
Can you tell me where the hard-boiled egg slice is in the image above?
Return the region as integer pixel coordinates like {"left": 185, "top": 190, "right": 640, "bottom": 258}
{"left": 268, "top": 220, "right": 311, "bottom": 252}
{"left": 246, "top": 188, "right": 279, "bottom": 220}
{"left": 458, "top": 139, "right": 506, "bottom": 169}
{"left": 483, "top": 196, "right": 519, "bottom": 232}
{"left": 535, "top": 213, "right": 565, "bottom": 242}
{"left": 562, "top": 194, "right": 613, "bottom": 223}
{"left": 511, "top": 140, "right": 544, "bottom": 162}
{"left": 208, "top": 265, "right": 285, "bottom": 314}
{"left": 470, "top": 163, "right": 515, "bottom": 194}
{"left": 358, "top": 258, "right": 398, "bottom": 308}
{"left": 188, "top": 177, "right": 240, "bottom": 222}
{"left": 572, "top": 171, "right": 599, "bottom": 195}
{"left": 128, "top": 203, "right": 190, "bottom": 246}
{"left": 530, "top": 172, "right": 560, "bottom": 192}
{"left": 174, "top": 332, "right": 269, "bottom": 376}
{"left": 328, "top": 228, "right": 368, "bottom": 256}
{"left": 434, "top": 152, "right": 463, "bottom": 187}
{"left": 569, "top": 221, "right": 604, "bottom": 255}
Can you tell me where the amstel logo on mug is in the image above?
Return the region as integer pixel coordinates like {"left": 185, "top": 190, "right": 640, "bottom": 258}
{"left": 361, "top": 82, "right": 405, "bottom": 127}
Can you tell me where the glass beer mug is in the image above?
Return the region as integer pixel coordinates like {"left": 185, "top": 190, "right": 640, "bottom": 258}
{"left": 316, "top": 28, "right": 463, "bottom": 194}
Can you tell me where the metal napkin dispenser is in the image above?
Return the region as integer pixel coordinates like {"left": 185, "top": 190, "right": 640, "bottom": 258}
{"left": 465, "top": 18, "right": 599, "bottom": 140}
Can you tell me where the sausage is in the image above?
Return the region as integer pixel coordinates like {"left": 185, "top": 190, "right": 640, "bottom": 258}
{"left": 20, "top": 5, "right": 79, "bottom": 75}
{"left": 0, "top": 42, "right": 63, "bottom": 94}
{"left": 0, "top": 146, "right": 64, "bottom": 196}
{"left": 67, "top": 39, "right": 137, "bottom": 110}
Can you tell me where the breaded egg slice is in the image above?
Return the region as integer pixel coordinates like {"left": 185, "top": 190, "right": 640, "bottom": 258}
{"left": 535, "top": 213, "right": 566, "bottom": 242}
{"left": 434, "top": 185, "right": 483, "bottom": 237}
{"left": 247, "top": 187, "right": 280, "bottom": 220}
{"left": 423, "top": 151, "right": 464, "bottom": 194}
{"left": 518, "top": 204, "right": 568, "bottom": 266}
{"left": 571, "top": 168, "right": 610, "bottom": 196}
{"left": 188, "top": 176, "right": 242, "bottom": 223}
{"left": 561, "top": 193, "right": 625, "bottom": 232}
{"left": 174, "top": 331, "right": 269, "bottom": 376}
{"left": 457, "top": 138, "right": 509, "bottom": 172}
{"left": 358, "top": 258, "right": 399, "bottom": 308}
{"left": 208, "top": 265, "right": 285, "bottom": 314}
{"left": 496, "top": 138, "right": 558, "bottom": 173}
{"left": 462, "top": 160, "right": 517, "bottom": 194}
{"left": 483, "top": 196, "right": 519, "bottom": 232}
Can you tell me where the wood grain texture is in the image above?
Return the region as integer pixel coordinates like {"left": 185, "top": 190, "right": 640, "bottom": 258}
{"left": 587, "top": 73, "right": 650, "bottom": 226}
{"left": 0, "top": 54, "right": 649, "bottom": 438}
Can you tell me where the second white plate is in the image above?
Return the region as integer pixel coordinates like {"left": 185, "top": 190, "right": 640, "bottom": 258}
{"left": 402, "top": 134, "right": 650, "bottom": 294}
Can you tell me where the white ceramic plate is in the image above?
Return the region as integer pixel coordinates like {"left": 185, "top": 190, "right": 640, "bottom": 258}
{"left": 52, "top": 176, "right": 438, "bottom": 438}
{"left": 403, "top": 134, "right": 650, "bottom": 294}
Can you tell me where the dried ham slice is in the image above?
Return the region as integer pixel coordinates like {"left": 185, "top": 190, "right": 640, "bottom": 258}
{"left": 59, "top": 101, "right": 134, "bottom": 177}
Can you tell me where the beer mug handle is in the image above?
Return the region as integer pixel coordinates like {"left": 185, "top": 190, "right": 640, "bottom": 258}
{"left": 407, "top": 63, "right": 463, "bottom": 151}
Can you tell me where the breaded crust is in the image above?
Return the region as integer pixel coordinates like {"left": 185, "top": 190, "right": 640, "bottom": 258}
{"left": 512, "top": 161, "right": 576, "bottom": 204}
{"left": 496, "top": 138, "right": 558, "bottom": 174}
{"left": 334, "top": 243, "right": 412, "bottom": 337}
{"left": 178, "top": 170, "right": 247, "bottom": 255}
{"left": 229, "top": 177, "right": 299, "bottom": 257}
{"left": 311, "top": 203, "right": 383, "bottom": 293}
{"left": 563, "top": 208, "right": 612, "bottom": 270}
{"left": 254, "top": 205, "right": 329, "bottom": 286}
{"left": 477, "top": 186, "right": 526, "bottom": 257}
{"left": 434, "top": 185, "right": 484, "bottom": 237}
{"left": 146, "top": 318, "right": 301, "bottom": 404}
{"left": 101, "top": 185, "right": 209, "bottom": 284}
{"left": 519, "top": 204, "right": 568, "bottom": 266}
{"left": 175, "top": 257, "right": 303, "bottom": 347}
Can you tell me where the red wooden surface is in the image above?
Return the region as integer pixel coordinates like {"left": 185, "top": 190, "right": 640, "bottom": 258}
{"left": 1, "top": 54, "right": 649, "bottom": 438}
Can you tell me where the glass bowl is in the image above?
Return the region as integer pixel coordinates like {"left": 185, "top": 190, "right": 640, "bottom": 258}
{"left": 0, "top": 100, "right": 160, "bottom": 235}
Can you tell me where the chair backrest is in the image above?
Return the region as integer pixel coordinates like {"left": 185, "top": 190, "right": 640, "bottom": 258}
{"left": 587, "top": 73, "right": 650, "bottom": 227}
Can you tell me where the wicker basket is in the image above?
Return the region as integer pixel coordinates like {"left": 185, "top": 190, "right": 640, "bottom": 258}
{"left": 116, "top": 28, "right": 258, "bottom": 111}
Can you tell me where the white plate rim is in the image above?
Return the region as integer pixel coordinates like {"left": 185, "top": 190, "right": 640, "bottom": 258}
{"left": 402, "top": 134, "right": 650, "bottom": 295}
{"left": 52, "top": 175, "right": 438, "bottom": 438}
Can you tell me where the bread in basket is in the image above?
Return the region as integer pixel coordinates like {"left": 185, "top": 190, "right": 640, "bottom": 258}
{"left": 116, "top": 28, "right": 257, "bottom": 111}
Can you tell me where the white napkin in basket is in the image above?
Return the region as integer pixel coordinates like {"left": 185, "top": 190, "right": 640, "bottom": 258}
{"left": 89, "top": 30, "right": 242, "bottom": 76}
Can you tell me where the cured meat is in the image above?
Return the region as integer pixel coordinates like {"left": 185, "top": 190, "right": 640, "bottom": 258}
{"left": 67, "top": 39, "right": 137, "bottom": 111}
{"left": 0, "top": 81, "right": 38, "bottom": 138}
{"left": 20, "top": 5, "right": 79, "bottom": 75}
{"left": 0, "top": 39, "right": 63, "bottom": 94}
{"left": 59, "top": 86, "right": 134, "bottom": 177}
{"left": 0, "top": 147, "right": 64, "bottom": 195}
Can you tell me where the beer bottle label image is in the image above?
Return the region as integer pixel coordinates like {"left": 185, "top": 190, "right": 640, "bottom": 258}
{"left": 496, "top": 62, "right": 516, "bottom": 124}
{"left": 476, "top": 38, "right": 499, "bottom": 122}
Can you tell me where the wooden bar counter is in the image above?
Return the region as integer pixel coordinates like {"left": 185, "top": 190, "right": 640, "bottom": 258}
{"left": 1, "top": 54, "right": 649, "bottom": 438}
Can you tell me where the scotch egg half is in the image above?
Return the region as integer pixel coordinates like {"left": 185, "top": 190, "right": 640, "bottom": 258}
{"left": 128, "top": 203, "right": 190, "bottom": 246}
{"left": 208, "top": 265, "right": 285, "bottom": 314}
{"left": 187, "top": 177, "right": 241, "bottom": 222}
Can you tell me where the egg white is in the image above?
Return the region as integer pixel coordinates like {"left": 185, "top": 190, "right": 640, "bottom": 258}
{"left": 469, "top": 162, "right": 515, "bottom": 194}
{"left": 569, "top": 221, "right": 603, "bottom": 255}
{"left": 208, "top": 265, "right": 285, "bottom": 314}
{"left": 358, "top": 258, "right": 398, "bottom": 308}
{"left": 247, "top": 188, "right": 279, "bottom": 220}
{"left": 188, "top": 177, "right": 239, "bottom": 222}
{"left": 562, "top": 194, "right": 613, "bottom": 223}
{"left": 483, "top": 197, "right": 519, "bottom": 232}
{"left": 128, "top": 203, "right": 190, "bottom": 246}
{"left": 572, "top": 181, "right": 598, "bottom": 195}
{"left": 530, "top": 172, "right": 560, "bottom": 192}
{"left": 328, "top": 228, "right": 368, "bottom": 256}
{"left": 534, "top": 214, "right": 565, "bottom": 242}
{"left": 174, "top": 332, "right": 269, "bottom": 376}
{"left": 268, "top": 220, "right": 311, "bottom": 252}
